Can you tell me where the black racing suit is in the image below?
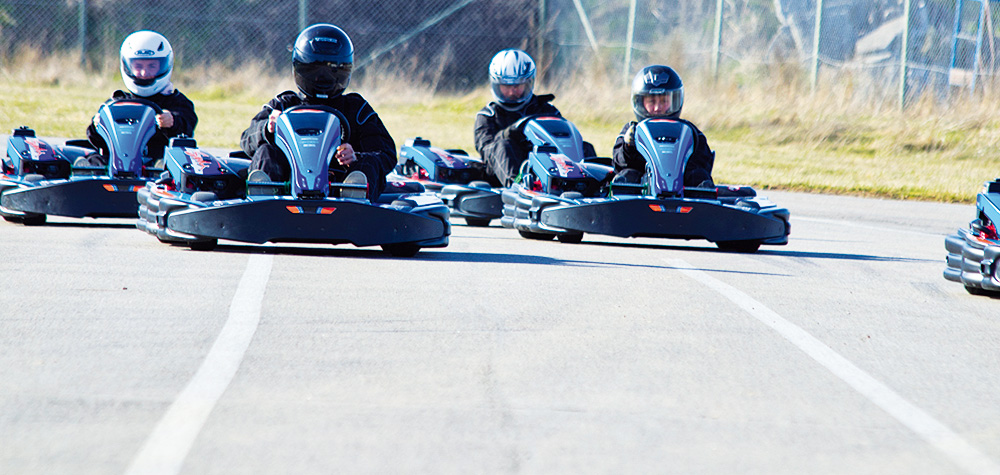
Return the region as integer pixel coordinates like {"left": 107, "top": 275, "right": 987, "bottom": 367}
{"left": 473, "top": 94, "right": 562, "bottom": 187}
{"left": 240, "top": 90, "right": 395, "bottom": 202}
{"left": 612, "top": 118, "right": 714, "bottom": 187}
{"left": 85, "top": 87, "right": 197, "bottom": 165}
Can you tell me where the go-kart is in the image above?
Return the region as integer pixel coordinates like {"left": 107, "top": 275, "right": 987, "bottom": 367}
{"left": 394, "top": 137, "right": 501, "bottom": 227}
{"left": 1, "top": 98, "right": 166, "bottom": 225}
{"left": 136, "top": 105, "right": 450, "bottom": 257}
{"left": 944, "top": 179, "right": 1000, "bottom": 296}
{"left": 500, "top": 116, "right": 790, "bottom": 252}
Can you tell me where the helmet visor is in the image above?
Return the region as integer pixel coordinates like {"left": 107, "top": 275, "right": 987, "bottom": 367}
{"left": 491, "top": 77, "right": 534, "bottom": 105}
{"left": 294, "top": 61, "right": 352, "bottom": 97}
{"left": 123, "top": 57, "right": 171, "bottom": 86}
{"left": 633, "top": 89, "right": 683, "bottom": 119}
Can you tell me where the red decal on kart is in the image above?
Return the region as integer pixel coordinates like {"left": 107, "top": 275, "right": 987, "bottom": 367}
{"left": 25, "top": 138, "right": 53, "bottom": 161}
{"left": 184, "top": 149, "right": 215, "bottom": 174}
{"left": 550, "top": 154, "right": 580, "bottom": 177}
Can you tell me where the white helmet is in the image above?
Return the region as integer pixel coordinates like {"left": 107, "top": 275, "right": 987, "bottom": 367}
{"left": 488, "top": 49, "right": 536, "bottom": 111}
{"left": 120, "top": 30, "right": 173, "bottom": 97}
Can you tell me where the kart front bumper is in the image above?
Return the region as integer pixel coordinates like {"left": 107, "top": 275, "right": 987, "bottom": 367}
{"left": 162, "top": 196, "right": 450, "bottom": 247}
{"left": 0, "top": 177, "right": 147, "bottom": 218}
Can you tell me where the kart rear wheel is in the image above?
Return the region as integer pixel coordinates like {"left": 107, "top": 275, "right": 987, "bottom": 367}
{"left": 557, "top": 232, "right": 583, "bottom": 244}
{"left": 465, "top": 217, "right": 492, "bottom": 227}
{"left": 519, "top": 230, "right": 555, "bottom": 240}
{"left": 716, "top": 240, "right": 761, "bottom": 253}
{"left": 189, "top": 239, "right": 217, "bottom": 251}
{"left": 382, "top": 243, "right": 421, "bottom": 257}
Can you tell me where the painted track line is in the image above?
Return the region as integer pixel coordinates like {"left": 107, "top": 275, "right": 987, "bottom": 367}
{"left": 125, "top": 254, "right": 274, "bottom": 475}
{"left": 795, "top": 215, "right": 942, "bottom": 238}
{"left": 666, "top": 258, "right": 1000, "bottom": 475}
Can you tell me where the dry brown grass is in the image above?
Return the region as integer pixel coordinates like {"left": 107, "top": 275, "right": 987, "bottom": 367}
{"left": 3, "top": 47, "right": 1000, "bottom": 202}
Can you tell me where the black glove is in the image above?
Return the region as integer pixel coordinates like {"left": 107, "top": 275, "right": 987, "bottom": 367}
{"left": 505, "top": 124, "right": 530, "bottom": 151}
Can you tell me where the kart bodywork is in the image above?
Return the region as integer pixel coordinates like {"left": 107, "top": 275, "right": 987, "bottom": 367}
{"left": 500, "top": 116, "right": 790, "bottom": 252}
{"left": 136, "top": 105, "right": 449, "bottom": 256}
{"left": 944, "top": 179, "right": 1000, "bottom": 296}
{"left": 394, "top": 137, "right": 501, "bottom": 227}
{"left": 1, "top": 99, "right": 165, "bottom": 225}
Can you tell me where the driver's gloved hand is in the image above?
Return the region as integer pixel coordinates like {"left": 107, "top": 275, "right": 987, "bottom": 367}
{"left": 505, "top": 124, "right": 530, "bottom": 151}
{"left": 623, "top": 122, "right": 637, "bottom": 147}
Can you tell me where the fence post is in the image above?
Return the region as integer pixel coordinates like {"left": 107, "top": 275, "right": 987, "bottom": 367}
{"left": 623, "top": 0, "right": 637, "bottom": 84}
{"left": 712, "top": 0, "right": 723, "bottom": 80}
{"left": 538, "top": 0, "right": 546, "bottom": 80}
{"left": 78, "top": 0, "right": 87, "bottom": 68}
{"left": 810, "top": 0, "right": 824, "bottom": 93}
{"left": 299, "top": 0, "right": 308, "bottom": 31}
{"left": 898, "top": 0, "right": 911, "bottom": 109}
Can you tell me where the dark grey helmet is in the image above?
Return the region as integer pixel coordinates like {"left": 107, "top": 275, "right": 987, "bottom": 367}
{"left": 631, "top": 65, "right": 683, "bottom": 120}
{"left": 293, "top": 24, "right": 354, "bottom": 99}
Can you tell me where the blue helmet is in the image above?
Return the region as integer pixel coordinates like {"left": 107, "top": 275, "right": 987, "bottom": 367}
{"left": 293, "top": 24, "right": 354, "bottom": 99}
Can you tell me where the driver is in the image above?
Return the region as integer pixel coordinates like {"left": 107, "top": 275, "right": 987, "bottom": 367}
{"left": 82, "top": 30, "right": 197, "bottom": 166}
{"left": 474, "top": 49, "right": 562, "bottom": 187}
{"left": 240, "top": 23, "right": 395, "bottom": 201}
{"left": 612, "top": 65, "right": 714, "bottom": 188}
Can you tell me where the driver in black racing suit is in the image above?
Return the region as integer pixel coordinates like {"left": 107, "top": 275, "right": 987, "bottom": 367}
{"left": 83, "top": 30, "right": 197, "bottom": 166}
{"left": 613, "top": 65, "right": 714, "bottom": 188}
{"left": 240, "top": 23, "right": 395, "bottom": 202}
{"left": 474, "top": 49, "right": 563, "bottom": 187}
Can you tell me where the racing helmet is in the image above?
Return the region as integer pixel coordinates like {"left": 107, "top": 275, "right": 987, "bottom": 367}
{"left": 488, "top": 49, "right": 536, "bottom": 111}
{"left": 631, "top": 65, "right": 684, "bottom": 120}
{"left": 120, "top": 30, "right": 173, "bottom": 97}
{"left": 293, "top": 24, "right": 354, "bottom": 99}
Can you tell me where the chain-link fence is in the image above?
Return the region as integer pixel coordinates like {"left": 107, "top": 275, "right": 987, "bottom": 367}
{"left": 1, "top": 0, "right": 997, "bottom": 105}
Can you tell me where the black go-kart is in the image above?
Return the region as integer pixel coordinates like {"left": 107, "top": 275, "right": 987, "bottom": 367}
{"left": 393, "top": 137, "right": 501, "bottom": 227}
{"left": 1, "top": 98, "right": 167, "bottom": 225}
{"left": 944, "top": 179, "right": 1000, "bottom": 296}
{"left": 500, "top": 116, "right": 790, "bottom": 252}
{"left": 136, "top": 105, "right": 449, "bottom": 257}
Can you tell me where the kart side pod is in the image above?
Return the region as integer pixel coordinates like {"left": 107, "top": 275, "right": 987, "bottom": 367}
{"left": 163, "top": 137, "right": 245, "bottom": 200}
{"left": 4, "top": 127, "right": 70, "bottom": 179}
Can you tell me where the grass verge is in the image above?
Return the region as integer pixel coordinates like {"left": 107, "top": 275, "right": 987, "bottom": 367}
{"left": 2, "top": 52, "right": 998, "bottom": 203}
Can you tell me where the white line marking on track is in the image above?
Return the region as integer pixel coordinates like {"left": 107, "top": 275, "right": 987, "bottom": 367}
{"left": 125, "top": 254, "right": 274, "bottom": 475}
{"left": 666, "top": 258, "right": 1000, "bottom": 475}
{"left": 795, "top": 216, "right": 943, "bottom": 237}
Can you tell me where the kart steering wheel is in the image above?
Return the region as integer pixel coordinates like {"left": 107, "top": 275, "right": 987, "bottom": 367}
{"left": 107, "top": 96, "right": 163, "bottom": 114}
{"left": 281, "top": 104, "right": 351, "bottom": 143}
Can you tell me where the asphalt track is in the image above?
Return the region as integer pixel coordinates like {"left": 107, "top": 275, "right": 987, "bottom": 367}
{"left": 1, "top": 190, "right": 998, "bottom": 474}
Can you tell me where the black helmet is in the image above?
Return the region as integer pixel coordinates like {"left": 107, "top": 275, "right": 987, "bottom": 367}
{"left": 631, "top": 65, "right": 683, "bottom": 120}
{"left": 293, "top": 24, "right": 354, "bottom": 99}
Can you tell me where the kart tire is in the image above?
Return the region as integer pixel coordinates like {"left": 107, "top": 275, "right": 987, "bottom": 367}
{"left": 3, "top": 216, "right": 19, "bottom": 223}
{"left": 557, "top": 232, "right": 583, "bottom": 244}
{"left": 189, "top": 239, "right": 217, "bottom": 251}
{"left": 382, "top": 243, "right": 421, "bottom": 257}
{"left": 465, "top": 217, "right": 492, "bottom": 227}
{"left": 965, "top": 285, "right": 1000, "bottom": 297}
{"left": 716, "top": 240, "right": 761, "bottom": 253}
{"left": 21, "top": 213, "right": 46, "bottom": 226}
{"left": 519, "top": 230, "right": 555, "bottom": 241}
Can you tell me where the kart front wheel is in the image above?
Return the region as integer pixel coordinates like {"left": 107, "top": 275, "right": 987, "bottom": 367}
{"left": 965, "top": 285, "right": 1000, "bottom": 297}
{"left": 716, "top": 240, "right": 761, "bottom": 253}
{"left": 557, "top": 232, "right": 583, "bottom": 244}
{"left": 519, "top": 230, "right": 555, "bottom": 241}
{"left": 189, "top": 239, "right": 217, "bottom": 251}
{"left": 465, "top": 217, "right": 492, "bottom": 227}
{"left": 22, "top": 214, "right": 46, "bottom": 226}
{"left": 382, "top": 243, "right": 421, "bottom": 257}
